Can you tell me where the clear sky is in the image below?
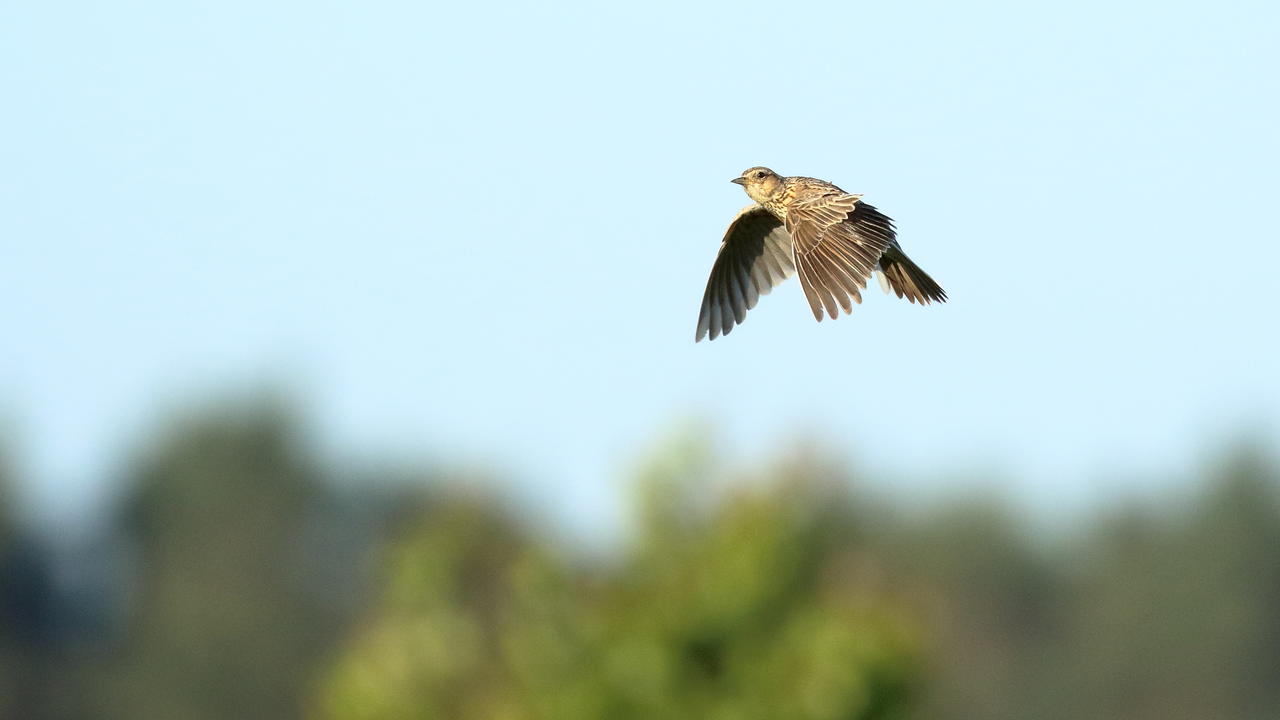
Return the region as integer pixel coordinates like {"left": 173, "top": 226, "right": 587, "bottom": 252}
{"left": 2, "top": 1, "right": 1278, "bottom": 538}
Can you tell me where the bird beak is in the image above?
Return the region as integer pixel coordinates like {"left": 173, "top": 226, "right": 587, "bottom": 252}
{"left": 730, "top": 177, "right": 746, "bottom": 185}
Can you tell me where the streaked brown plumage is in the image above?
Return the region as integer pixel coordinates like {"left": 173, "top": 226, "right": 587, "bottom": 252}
{"left": 696, "top": 166, "right": 946, "bottom": 341}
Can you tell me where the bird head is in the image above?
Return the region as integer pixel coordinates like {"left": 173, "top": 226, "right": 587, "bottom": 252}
{"left": 731, "top": 166, "right": 783, "bottom": 204}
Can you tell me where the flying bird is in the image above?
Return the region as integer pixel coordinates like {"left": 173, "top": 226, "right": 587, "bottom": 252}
{"left": 696, "top": 167, "right": 946, "bottom": 341}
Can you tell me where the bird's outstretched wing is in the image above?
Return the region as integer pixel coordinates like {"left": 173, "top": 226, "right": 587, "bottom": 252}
{"left": 696, "top": 205, "right": 796, "bottom": 341}
{"left": 785, "top": 194, "right": 896, "bottom": 321}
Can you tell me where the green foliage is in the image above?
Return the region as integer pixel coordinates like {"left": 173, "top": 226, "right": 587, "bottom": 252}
{"left": 0, "top": 444, "right": 20, "bottom": 713}
{"left": 875, "top": 446, "right": 1280, "bottom": 720}
{"left": 0, "top": 441, "right": 12, "bottom": 547}
{"left": 99, "top": 401, "right": 391, "bottom": 720}
{"left": 318, "top": 441, "right": 918, "bottom": 720}
{"left": 1043, "top": 448, "right": 1280, "bottom": 720}
{"left": 2, "top": 403, "right": 1278, "bottom": 720}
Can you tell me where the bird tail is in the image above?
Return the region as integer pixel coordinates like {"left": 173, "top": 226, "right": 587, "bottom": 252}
{"left": 878, "top": 247, "right": 946, "bottom": 304}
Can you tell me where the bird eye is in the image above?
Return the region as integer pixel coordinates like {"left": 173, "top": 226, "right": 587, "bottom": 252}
{"left": 755, "top": 171, "right": 766, "bottom": 179}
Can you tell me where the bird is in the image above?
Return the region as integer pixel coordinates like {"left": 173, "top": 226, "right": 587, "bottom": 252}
{"left": 696, "top": 166, "right": 946, "bottom": 341}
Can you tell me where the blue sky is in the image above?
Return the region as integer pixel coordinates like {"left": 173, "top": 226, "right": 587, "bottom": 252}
{"left": 2, "top": 1, "right": 1278, "bottom": 538}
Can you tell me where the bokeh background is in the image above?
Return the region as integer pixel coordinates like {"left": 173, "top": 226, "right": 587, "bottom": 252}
{"left": 3, "top": 1, "right": 1279, "bottom": 718}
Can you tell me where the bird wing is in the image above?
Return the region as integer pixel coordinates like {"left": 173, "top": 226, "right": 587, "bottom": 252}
{"left": 696, "top": 205, "right": 796, "bottom": 341}
{"left": 785, "top": 194, "right": 896, "bottom": 321}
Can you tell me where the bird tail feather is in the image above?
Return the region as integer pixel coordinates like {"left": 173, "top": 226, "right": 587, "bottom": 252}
{"left": 879, "top": 247, "right": 946, "bottom": 304}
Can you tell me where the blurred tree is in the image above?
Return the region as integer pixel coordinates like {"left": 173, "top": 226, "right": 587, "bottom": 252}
{"left": 0, "top": 440, "right": 11, "bottom": 547}
{"left": 98, "top": 401, "right": 399, "bottom": 720}
{"left": 0, "top": 440, "right": 25, "bottom": 714}
{"left": 318, "top": 437, "right": 919, "bottom": 720}
{"left": 876, "top": 499, "right": 1061, "bottom": 720}
{"left": 4, "top": 399, "right": 1279, "bottom": 720}
{"left": 870, "top": 446, "right": 1280, "bottom": 720}
{"left": 1052, "top": 446, "right": 1280, "bottom": 720}
{"left": 0, "top": 439, "right": 67, "bottom": 719}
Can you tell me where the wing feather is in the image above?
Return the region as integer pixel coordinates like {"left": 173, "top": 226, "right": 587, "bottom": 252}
{"left": 785, "top": 193, "right": 897, "bottom": 321}
{"left": 695, "top": 206, "right": 796, "bottom": 341}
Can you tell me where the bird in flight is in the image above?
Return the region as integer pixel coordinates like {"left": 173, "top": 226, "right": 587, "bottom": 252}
{"left": 696, "top": 167, "right": 946, "bottom": 341}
